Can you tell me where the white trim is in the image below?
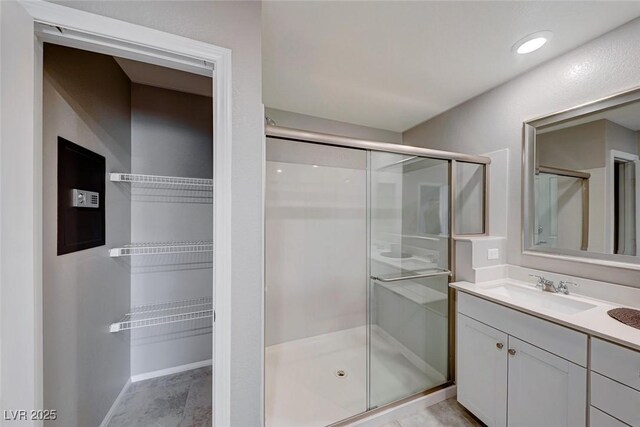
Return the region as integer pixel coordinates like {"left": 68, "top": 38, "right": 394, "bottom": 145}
{"left": 1, "top": 3, "right": 41, "bottom": 424}
{"left": 0, "top": 1, "right": 3, "bottom": 409}
{"left": 2, "top": 2, "right": 233, "bottom": 426}
{"left": 20, "top": 1, "right": 230, "bottom": 65}
{"left": 99, "top": 379, "right": 131, "bottom": 427}
{"left": 212, "top": 42, "right": 233, "bottom": 427}
{"left": 348, "top": 385, "right": 457, "bottom": 426}
{"left": 131, "top": 359, "right": 212, "bottom": 383}
{"left": 34, "top": 23, "right": 212, "bottom": 77}
{"left": 523, "top": 249, "right": 640, "bottom": 271}
{"left": 260, "top": 104, "right": 267, "bottom": 427}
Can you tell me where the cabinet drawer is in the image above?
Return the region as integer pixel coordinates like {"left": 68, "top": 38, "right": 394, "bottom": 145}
{"left": 590, "top": 407, "right": 629, "bottom": 427}
{"left": 591, "top": 372, "right": 640, "bottom": 426}
{"left": 592, "top": 338, "right": 640, "bottom": 392}
{"left": 457, "top": 292, "right": 587, "bottom": 366}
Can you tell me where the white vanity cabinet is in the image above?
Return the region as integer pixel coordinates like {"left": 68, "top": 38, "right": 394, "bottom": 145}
{"left": 456, "top": 292, "right": 588, "bottom": 427}
{"left": 457, "top": 314, "right": 508, "bottom": 426}
{"left": 590, "top": 338, "right": 640, "bottom": 426}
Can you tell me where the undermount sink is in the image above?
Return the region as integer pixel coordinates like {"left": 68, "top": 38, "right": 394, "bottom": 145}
{"left": 485, "top": 283, "right": 597, "bottom": 315}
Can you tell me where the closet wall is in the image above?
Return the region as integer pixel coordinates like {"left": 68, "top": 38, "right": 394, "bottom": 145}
{"left": 43, "top": 44, "right": 132, "bottom": 427}
{"left": 130, "top": 83, "right": 213, "bottom": 376}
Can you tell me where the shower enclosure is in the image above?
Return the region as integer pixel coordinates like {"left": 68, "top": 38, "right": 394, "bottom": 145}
{"left": 264, "top": 126, "right": 489, "bottom": 426}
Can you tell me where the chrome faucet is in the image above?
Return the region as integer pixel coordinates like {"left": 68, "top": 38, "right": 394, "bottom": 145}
{"left": 557, "top": 280, "right": 578, "bottom": 295}
{"left": 529, "top": 274, "right": 558, "bottom": 293}
{"left": 529, "top": 274, "right": 576, "bottom": 295}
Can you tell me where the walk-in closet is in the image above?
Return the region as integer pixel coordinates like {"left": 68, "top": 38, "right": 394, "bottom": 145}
{"left": 42, "top": 43, "right": 214, "bottom": 427}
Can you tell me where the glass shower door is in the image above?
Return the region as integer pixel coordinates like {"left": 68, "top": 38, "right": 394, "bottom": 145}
{"left": 265, "top": 138, "right": 369, "bottom": 427}
{"left": 368, "top": 152, "right": 451, "bottom": 408}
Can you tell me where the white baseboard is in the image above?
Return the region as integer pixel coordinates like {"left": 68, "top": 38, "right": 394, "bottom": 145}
{"left": 99, "top": 378, "right": 131, "bottom": 427}
{"left": 348, "top": 385, "right": 457, "bottom": 426}
{"left": 131, "top": 359, "right": 212, "bottom": 383}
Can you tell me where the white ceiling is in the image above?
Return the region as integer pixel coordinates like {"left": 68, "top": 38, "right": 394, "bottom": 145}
{"left": 262, "top": 1, "right": 640, "bottom": 132}
{"left": 114, "top": 57, "right": 212, "bottom": 97}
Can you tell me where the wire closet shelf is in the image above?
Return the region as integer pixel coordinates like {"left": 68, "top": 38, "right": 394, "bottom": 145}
{"left": 110, "top": 172, "right": 213, "bottom": 190}
{"left": 110, "top": 296, "right": 213, "bottom": 333}
{"left": 109, "top": 241, "right": 213, "bottom": 257}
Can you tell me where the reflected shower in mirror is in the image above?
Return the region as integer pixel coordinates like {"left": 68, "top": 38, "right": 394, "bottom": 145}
{"left": 526, "top": 94, "right": 640, "bottom": 260}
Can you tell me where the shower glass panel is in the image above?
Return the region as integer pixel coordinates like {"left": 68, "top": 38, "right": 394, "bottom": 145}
{"left": 265, "top": 139, "right": 454, "bottom": 426}
{"left": 369, "top": 153, "right": 451, "bottom": 408}
{"left": 535, "top": 172, "right": 586, "bottom": 250}
{"left": 265, "top": 138, "right": 368, "bottom": 427}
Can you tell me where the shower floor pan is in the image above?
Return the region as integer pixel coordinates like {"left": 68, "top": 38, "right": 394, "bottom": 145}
{"left": 265, "top": 325, "right": 446, "bottom": 427}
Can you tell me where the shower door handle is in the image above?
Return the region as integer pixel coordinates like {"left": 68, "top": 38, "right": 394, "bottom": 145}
{"left": 371, "top": 269, "right": 451, "bottom": 282}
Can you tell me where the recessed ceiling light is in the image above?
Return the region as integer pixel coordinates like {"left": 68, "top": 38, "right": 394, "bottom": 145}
{"left": 312, "top": 165, "right": 319, "bottom": 168}
{"left": 512, "top": 31, "right": 553, "bottom": 54}
{"left": 276, "top": 169, "right": 283, "bottom": 173}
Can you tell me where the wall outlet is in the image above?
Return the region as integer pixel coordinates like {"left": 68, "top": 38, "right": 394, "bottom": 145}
{"left": 487, "top": 248, "right": 499, "bottom": 260}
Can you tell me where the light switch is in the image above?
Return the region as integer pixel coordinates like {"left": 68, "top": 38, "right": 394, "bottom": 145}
{"left": 487, "top": 248, "right": 499, "bottom": 260}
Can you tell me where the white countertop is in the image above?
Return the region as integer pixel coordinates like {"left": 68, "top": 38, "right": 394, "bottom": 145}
{"left": 451, "top": 279, "right": 640, "bottom": 352}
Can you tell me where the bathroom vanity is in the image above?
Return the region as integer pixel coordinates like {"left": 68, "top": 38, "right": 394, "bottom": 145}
{"left": 452, "top": 278, "right": 640, "bottom": 427}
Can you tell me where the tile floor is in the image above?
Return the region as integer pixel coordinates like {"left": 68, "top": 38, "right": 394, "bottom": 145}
{"left": 106, "top": 366, "right": 212, "bottom": 427}
{"left": 380, "top": 398, "right": 484, "bottom": 427}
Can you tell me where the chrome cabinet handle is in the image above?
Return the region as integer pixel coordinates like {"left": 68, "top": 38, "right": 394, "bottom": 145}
{"left": 508, "top": 349, "right": 516, "bottom": 356}
{"left": 496, "top": 343, "right": 504, "bottom": 350}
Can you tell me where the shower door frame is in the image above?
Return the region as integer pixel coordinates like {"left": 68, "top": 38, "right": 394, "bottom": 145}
{"left": 264, "top": 125, "right": 490, "bottom": 425}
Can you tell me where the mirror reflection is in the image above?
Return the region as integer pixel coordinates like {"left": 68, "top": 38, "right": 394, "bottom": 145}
{"left": 534, "top": 101, "right": 640, "bottom": 256}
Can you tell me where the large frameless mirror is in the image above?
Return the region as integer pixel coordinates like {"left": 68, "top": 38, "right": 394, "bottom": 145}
{"left": 523, "top": 87, "right": 640, "bottom": 267}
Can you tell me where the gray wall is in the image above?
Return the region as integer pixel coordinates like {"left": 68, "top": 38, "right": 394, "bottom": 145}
{"left": 55, "top": 2, "right": 265, "bottom": 424}
{"left": 606, "top": 120, "right": 638, "bottom": 155}
{"left": 537, "top": 120, "right": 607, "bottom": 170}
{"left": 404, "top": 17, "right": 640, "bottom": 287}
{"left": 130, "top": 83, "right": 213, "bottom": 376}
{"left": 43, "top": 44, "right": 131, "bottom": 427}
{"left": 266, "top": 107, "right": 403, "bottom": 143}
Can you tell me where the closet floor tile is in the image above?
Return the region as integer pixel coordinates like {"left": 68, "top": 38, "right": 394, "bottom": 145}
{"left": 106, "top": 366, "right": 212, "bottom": 427}
{"left": 181, "top": 376, "right": 212, "bottom": 427}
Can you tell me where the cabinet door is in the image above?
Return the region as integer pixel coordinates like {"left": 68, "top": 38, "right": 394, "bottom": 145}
{"left": 507, "top": 337, "right": 587, "bottom": 427}
{"left": 457, "top": 314, "right": 508, "bottom": 427}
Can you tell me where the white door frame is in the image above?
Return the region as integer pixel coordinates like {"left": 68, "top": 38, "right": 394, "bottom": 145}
{"left": 0, "top": 1, "right": 232, "bottom": 425}
{"left": 605, "top": 149, "right": 640, "bottom": 255}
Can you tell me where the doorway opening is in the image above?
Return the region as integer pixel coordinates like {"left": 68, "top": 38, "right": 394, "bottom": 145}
{"left": 43, "top": 42, "right": 214, "bottom": 427}
{"left": 1, "top": 3, "right": 231, "bottom": 425}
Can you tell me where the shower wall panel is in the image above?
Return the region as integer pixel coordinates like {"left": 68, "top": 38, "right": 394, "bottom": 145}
{"left": 265, "top": 139, "right": 367, "bottom": 345}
